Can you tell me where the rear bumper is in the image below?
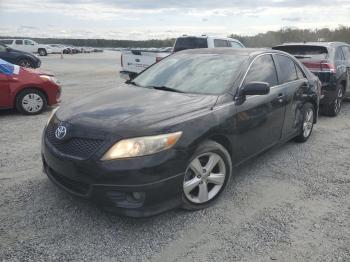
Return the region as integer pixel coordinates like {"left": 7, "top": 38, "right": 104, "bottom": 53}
{"left": 41, "top": 133, "right": 187, "bottom": 217}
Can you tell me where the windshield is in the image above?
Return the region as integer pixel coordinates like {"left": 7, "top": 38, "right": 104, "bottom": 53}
{"left": 132, "top": 53, "right": 247, "bottom": 95}
{"left": 273, "top": 45, "right": 329, "bottom": 60}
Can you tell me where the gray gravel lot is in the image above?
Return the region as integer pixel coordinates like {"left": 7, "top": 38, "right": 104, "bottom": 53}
{"left": 0, "top": 51, "right": 350, "bottom": 262}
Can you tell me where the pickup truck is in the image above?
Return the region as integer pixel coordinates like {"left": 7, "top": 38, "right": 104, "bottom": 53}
{"left": 120, "top": 35, "right": 245, "bottom": 79}
{"left": 0, "top": 39, "right": 53, "bottom": 56}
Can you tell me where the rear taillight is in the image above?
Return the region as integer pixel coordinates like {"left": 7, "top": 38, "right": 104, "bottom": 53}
{"left": 121, "top": 54, "right": 123, "bottom": 67}
{"left": 303, "top": 61, "right": 335, "bottom": 73}
{"left": 156, "top": 57, "right": 163, "bottom": 63}
{"left": 320, "top": 62, "right": 335, "bottom": 73}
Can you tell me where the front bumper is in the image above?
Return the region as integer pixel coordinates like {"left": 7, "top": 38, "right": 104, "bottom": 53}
{"left": 41, "top": 134, "right": 187, "bottom": 217}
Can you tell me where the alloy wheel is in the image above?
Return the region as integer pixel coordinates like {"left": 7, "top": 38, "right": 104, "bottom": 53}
{"left": 18, "top": 59, "right": 32, "bottom": 68}
{"left": 303, "top": 108, "right": 314, "bottom": 138}
{"left": 334, "top": 88, "right": 343, "bottom": 114}
{"left": 22, "top": 93, "right": 44, "bottom": 113}
{"left": 183, "top": 152, "right": 226, "bottom": 204}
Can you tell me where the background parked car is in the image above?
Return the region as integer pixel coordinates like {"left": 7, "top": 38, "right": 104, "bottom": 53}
{"left": 1, "top": 39, "right": 53, "bottom": 56}
{"left": 91, "top": 47, "right": 103, "bottom": 53}
{"left": 65, "top": 45, "right": 80, "bottom": 54}
{"left": 48, "top": 44, "right": 70, "bottom": 54}
{"left": 0, "top": 58, "right": 61, "bottom": 114}
{"left": 273, "top": 42, "right": 350, "bottom": 116}
{"left": 0, "top": 43, "right": 41, "bottom": 68}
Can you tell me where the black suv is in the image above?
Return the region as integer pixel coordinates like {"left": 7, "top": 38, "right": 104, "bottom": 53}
{"left": 0, "top": 43, "right": 41, "bottom": 68}
{"left": 273, "top": 42, "right": 350, "bottom": 116}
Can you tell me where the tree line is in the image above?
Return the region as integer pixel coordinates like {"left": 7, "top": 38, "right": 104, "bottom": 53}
{"left": 230, "top": 26, "right": 350, "bottom": 47}
{"left": 1, "top": 26, "right": 349, "bottom": 48}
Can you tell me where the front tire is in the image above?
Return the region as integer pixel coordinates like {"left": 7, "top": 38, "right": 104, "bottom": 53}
{"left": 38, "top": 48, "right": 47, "bottom": 56}
{"left": 16, "top": 89, "right": 47, "bottom": 115}
{"left": 294, "top": 102, "right": 314, "bottom": 143}
{"left": 182, "top": 140, "right": 232, "bottom": 211}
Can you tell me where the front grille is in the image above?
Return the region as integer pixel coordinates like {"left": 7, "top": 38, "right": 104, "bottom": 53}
{"left": 46, "top": 119, "right": 104, "bottom": 159}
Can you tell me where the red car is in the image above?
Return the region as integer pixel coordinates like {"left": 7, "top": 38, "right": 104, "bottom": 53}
{"left": 0, "top": 59, "right": 61, "bottom": 115}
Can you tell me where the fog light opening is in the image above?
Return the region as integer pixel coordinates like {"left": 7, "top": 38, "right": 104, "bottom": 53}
{"left": 131, "top": 192, "right": 145, "bottom": 201}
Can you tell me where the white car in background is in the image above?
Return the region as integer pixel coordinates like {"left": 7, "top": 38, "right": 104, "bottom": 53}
{"left": 48, "top": 44, "right": 69, "bottom": 54}
{"left": 1, "top": 39, "right": 53, "bottom": 56}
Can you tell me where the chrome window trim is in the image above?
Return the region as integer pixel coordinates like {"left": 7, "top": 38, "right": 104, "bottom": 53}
{"left": 237, "top": 52, "right": 307, "bottom": 100}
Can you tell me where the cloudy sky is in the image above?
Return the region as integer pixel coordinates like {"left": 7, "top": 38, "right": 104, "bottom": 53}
{"left": 0, "top": 0, "right": 350, "bottom": 40}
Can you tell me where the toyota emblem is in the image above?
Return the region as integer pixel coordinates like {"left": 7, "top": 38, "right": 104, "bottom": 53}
{"left": 55, "top": 125, "right": 67, "bottom": 139}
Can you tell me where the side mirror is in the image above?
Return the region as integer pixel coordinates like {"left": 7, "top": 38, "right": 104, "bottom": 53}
{"left": 241, "top": 82, "right": 270, "bottom": 96}
{"left": 119, "top": 71, "right": 136, "bottom": 81}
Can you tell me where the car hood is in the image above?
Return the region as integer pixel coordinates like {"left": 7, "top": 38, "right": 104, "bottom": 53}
{"left": 22, "top": 67, "right": 54, "bottom": 76}
{"left": 56, "top": 85, "right": 217, "bottom": 134}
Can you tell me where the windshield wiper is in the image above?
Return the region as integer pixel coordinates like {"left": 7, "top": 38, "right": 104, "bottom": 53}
{"left": 150, "top": 86, "right": 185, "bottom": 93}
{"left": 128, "top": 81, "right": 141, "bottom": 87}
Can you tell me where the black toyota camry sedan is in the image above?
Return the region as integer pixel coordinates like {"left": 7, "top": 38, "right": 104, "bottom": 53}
{"left": 42, "top": 48, "right": 321, "bottom": 217}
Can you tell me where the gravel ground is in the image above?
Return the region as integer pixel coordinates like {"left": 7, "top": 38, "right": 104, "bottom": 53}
{"left": 0, "top": 51, "right": 349, "bottom": 262}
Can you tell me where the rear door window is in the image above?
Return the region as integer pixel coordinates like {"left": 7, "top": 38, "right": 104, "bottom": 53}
{"left": 24, "top": 40, "right": 34, "bottom": 45}
{"left": 273, "top": 45, "right": 329, "bottom": 60}
{"left": 244, "top": 54, "right": 278, "bottom": 87}
{"left": 0, "top": 44, "right": 6, "bottom": 52}
{"left": 15, "top": 40, "right": 23, "bottom": 45}
{"left": 273, "top": 54, "right": 298, "bottom": 84}
{"left": 173, "top": 37, "right": 208, "bottom": 52}
{"left": 214, "top": 39, "right": 229, "bottom": 47}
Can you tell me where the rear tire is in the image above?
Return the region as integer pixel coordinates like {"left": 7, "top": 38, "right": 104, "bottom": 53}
{"left": 323, "top": 86, "right": 344, "bottom": 117}
{"left": 38, "top": 48, "right": 47, "bottom": 56}
{"left": 294, "top": 102, "right": 314, "bottom": 143}
{"left": 181, "top": 140, "right": 232, "bottom": 211}
{"left": 16, "top": 89, "right": 47, "bottom": 115}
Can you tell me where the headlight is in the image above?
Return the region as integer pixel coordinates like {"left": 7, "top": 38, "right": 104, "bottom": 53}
{"left": 101, "top": 131, "right": 182, "bottom": 160}
{"left": 46, "top": 107, "right": 59, "bottom": 125}
{"left": 40, "top": 75, "right": 60, "bottom": 85}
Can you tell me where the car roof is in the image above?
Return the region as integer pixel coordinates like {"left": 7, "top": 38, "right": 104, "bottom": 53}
{"left": 275, "top": 42, "right": 349, "bottom": 48}
{"left": 178, "top": 48, "right": 281, "bottom": 57}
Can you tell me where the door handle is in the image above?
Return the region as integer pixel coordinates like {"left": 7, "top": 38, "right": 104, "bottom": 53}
{"left": 276, "top": 93, "right": 285, "bottom": 103}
